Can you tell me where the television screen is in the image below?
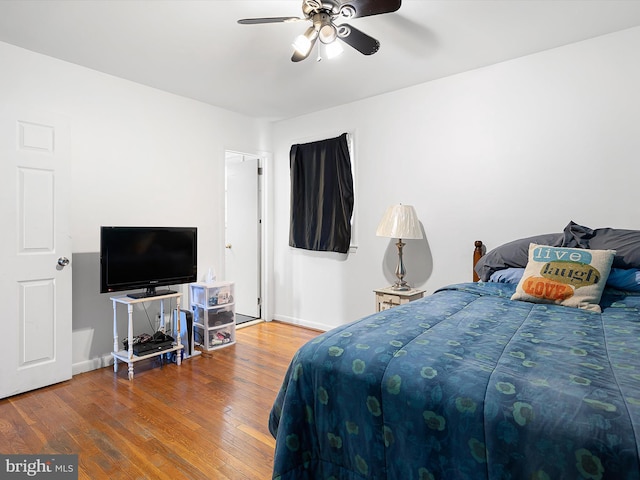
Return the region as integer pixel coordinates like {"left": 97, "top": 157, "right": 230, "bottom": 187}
{"left": 100, "top": 226, "right": 197, "bottom": 298}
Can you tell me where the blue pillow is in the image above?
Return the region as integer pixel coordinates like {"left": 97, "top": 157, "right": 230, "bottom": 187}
{"left": 489, "top": 268, "right": 524, "bottom": 284}
{"left": 606, "top": 268, "right": 640, "bottom": 292}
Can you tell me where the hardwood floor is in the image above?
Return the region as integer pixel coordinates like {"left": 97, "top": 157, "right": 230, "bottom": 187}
{"left": 0, "top": 321, "right": 320, "bottom": 480}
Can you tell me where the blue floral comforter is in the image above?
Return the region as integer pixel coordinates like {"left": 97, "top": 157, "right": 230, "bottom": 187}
{"left": 269, "top": 283, "right": 640, "bottom": 480}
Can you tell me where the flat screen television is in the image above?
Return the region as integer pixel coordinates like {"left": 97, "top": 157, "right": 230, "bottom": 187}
{"left": 100, "top": 226, "right": 197, "bottom": 298}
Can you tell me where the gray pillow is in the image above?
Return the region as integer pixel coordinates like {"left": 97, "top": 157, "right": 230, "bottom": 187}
{"left": 563, "top": 221, "right": 640, "bottom": 269}
{"left": 474, "top": 232, "right": 564, "bottom": 282}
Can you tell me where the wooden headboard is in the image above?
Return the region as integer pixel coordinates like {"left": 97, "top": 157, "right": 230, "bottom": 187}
{"left": 473, "top": 240, "right": 484, "bottom": 282}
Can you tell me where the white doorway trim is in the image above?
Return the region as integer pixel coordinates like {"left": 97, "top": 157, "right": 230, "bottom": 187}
{"left": 224, "top": 149, "right": 268, "bottom": 323}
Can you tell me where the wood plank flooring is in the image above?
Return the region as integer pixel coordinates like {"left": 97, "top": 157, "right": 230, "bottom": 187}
{"left": 0, "top": 321, "right": 320, "bottom": 480}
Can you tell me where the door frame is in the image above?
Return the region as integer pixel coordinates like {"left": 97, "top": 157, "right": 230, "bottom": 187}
{"left": 224, "top": 149, "right": 267, "bottom": 324}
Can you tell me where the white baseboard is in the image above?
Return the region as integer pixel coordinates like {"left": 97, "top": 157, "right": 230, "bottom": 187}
{"left": 271, "top": 314, "right": 329, "bottom": 332}
{"left": 72, "top": 354, "right": 113, "bottom": 375}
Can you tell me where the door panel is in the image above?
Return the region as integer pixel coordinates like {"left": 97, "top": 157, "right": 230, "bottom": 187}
{"left": 0, "top": 108, "right": 72, "bottom": 399}
{"left": 20, "top": 280, "right": 55, "bottom": 365}
{"left": 19, "top": 167, "right": 55, "bottom": 250}
{"left": 225, "top": 154, "right": 260, "bottom": 319}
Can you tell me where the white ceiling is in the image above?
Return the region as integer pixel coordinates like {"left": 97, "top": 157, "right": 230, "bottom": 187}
{"left": 1, "top": 0, "right": 640, "bottom": 120}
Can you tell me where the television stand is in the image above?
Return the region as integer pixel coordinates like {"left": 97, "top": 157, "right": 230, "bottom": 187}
{"left": 127, "top": 288, "right": 177, "bottom": 299}
{"left": 111, "top": 291, "right": 183, "bottom": 380}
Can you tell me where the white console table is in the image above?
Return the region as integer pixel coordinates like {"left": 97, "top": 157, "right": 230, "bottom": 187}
{"left": 111, "top": 292, "right": 183, "bottom": 380}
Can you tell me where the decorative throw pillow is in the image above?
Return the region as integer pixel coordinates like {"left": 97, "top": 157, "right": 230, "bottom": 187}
{"left": 511, "top": 243, "right": 615, "bottom": 312}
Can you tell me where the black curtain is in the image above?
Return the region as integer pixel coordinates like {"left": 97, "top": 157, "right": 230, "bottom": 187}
{"left": 289, "top": 133, "right": 354, "bottom": 254}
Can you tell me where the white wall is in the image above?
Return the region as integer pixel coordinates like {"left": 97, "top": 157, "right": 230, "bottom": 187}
{"left": 3, "top": 25, "right": 640, "bottom": 373}
{"left": 0, "top": 41, "right": 270, "bottom": 373}
{"left": 271, "top": 27, "right": 640, "bottom": 331}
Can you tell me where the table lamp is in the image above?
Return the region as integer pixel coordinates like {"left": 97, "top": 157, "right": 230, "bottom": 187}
{"left": 376, "top": 204, "right": 423, "bottom": 290}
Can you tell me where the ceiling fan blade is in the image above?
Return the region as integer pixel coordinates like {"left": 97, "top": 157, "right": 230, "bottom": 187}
{"left": 238, "top": 17, "right": 302, "bottom": 25}
{"left": 339, "top": 0, "right": 401, "bottom": 19}
{"left": 337, "top": 24, "right": 380, "bottom": 55}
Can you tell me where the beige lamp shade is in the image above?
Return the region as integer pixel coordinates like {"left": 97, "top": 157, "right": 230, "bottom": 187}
{"left": 376, "top": 204, "right": 423, "bottom": 239}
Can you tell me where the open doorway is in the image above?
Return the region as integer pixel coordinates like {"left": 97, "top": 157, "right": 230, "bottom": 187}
{"left": 225, "top": 151, "right": 261, "bottom": 326}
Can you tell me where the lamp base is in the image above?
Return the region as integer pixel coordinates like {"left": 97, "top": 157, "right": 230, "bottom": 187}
{"left": 391, "top": 281, "right": 411, "bottom": 291}
{"left": 392, "top": 239, "right": 411, "bottom": 291}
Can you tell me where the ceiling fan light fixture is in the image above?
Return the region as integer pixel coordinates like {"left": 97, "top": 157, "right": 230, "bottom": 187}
{"left": 318, "top": 23, "right": 337, "bottom": 44}
{"left": 292, "top": 34, "right": 312, "bottom": 55}
{"left": 239, "top": 0, "right": 402, "bottom": 62}
{"left": 325, "top": 40, "right": 344, "bottom": 59}
{"left": 293, "top": 26, "right": 318, "bottom": 56}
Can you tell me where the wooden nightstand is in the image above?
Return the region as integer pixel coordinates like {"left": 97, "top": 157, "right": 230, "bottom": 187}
{"left": 374, "top": 286, "right": 426, "bottom": 312}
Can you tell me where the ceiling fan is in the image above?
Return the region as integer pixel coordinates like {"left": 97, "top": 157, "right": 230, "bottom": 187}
{"left": 238, "top": 0, "right": 402, "bottom": 62}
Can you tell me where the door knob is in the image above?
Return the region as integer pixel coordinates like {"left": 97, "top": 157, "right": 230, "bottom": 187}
{"left": 57, "top": 257, "right": 70, "bottom": 267}
{"left": 225, "top": 244, "right": 232, "bottom": 249}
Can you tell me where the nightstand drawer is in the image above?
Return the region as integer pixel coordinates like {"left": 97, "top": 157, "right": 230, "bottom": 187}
{"left": 378, "top": 294, "right": 401, "bottom": 309}
{"left": 374, "top": 287, "right": 425, "bottom": 312}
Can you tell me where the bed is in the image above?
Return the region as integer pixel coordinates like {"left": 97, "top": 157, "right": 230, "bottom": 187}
{"left": 269, "top": 222, "right": 640, "bottom": 480}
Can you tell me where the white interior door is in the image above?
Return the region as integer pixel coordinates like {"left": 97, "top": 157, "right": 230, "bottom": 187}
{"left": 225, "top": 153, "right": 260, "bottom": 319}
{"left": 0, "top": 108, "right": 72, "bottom": 399}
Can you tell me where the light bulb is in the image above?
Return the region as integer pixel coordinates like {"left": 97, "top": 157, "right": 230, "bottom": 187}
{"left": 325, "top": 41, "right": 344, "bottom": 59}
{"left": 318, "top": 24, "right": 337, "bottom": 44}
{"left": 292, "top": 34, "right": 312, "bottom": 56}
